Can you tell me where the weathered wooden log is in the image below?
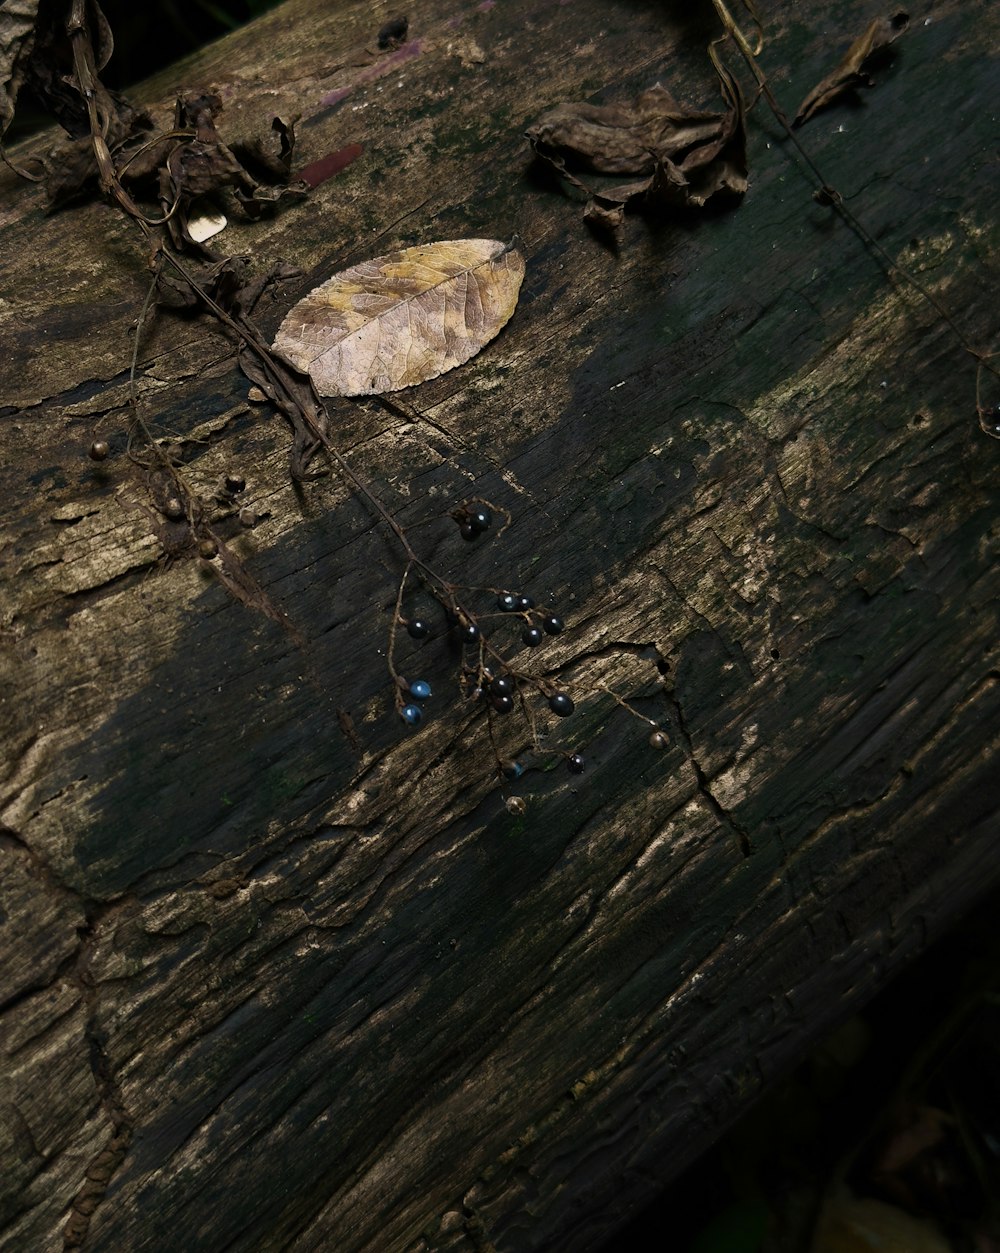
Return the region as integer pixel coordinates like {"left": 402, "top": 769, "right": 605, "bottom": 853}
{"left": 1, "top": 0, "right": 998, "bottom": 1250}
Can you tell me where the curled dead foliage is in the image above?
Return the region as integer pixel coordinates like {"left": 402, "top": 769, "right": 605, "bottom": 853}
{"left": 525, "top": 54, "right": 747, "bottom": 231}
{"left": 794, "top": 10, "right": 910, "bottom": 127}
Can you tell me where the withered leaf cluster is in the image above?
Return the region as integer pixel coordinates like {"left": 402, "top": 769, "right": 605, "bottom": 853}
{"left": 1, "top": 0, "right": 152, "bottom": 185}
{"left": 47, "top": 89, "right": 306, "bottom": 241}
{"left": 151, "top": 94, "right": 306, "bottom": 249}
{"left": 525, "top": 60, "right": 747, "bottom": 231}
{"left": 1, "top": 0, "right": 306, "bottom": 239}
{"left": 794, "top": 10, "right": 909, "bottom": 127}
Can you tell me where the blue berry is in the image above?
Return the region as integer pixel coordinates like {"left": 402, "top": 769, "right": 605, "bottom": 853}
{"left": 548, "top": 692, "right": 574, "bottom": 717}
{"left": 542, "top": 615, "right": 564, "bottom": 635}
{"left": 501, "top": 760, "right": 525, "bottom": 780}
{"left": 515, "top": 595, "right": 535, "bottom": 611}
{"left": 460, "top": 521, "right": 477, "bottom": 541}
{"left": 490, "top": 674, "right": 515, "bottom": 697}
{"left": 400, "top": 703, "right": 423, "bottom": 726}
{"left": 469, "top": 507, "right": 492, "bottom": 533}
{"left": 497, "top": 592, "right": 518, "bottom": 612}
{"left": 409, "top": 679, "right": 432, "bottom": 700}
{"left": 406, "top": 618, "right": 430, "bottom": 640}
{"left": 521, "top": 625, "right": 543, "bottom": 647}
{"left": 567, "top": 753, "right": 585, "bottom": 774}
{"left": 458, "top": 622, "right": 480, "bottom": 644}
{"left": 492, "top": 694, "right": 514, "bottom": 714}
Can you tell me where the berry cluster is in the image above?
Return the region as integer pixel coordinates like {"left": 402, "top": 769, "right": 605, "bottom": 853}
{"left": 496, "top": 589, "right": 564, "bottom": 648}
{"left": 391, "top": 541, "right": 586, "bottom": 770}
{"left": 387, "top": 499, "right": 673, "bottom": 790}
{"left": 400, "top": 677, "right": 433, "bottom": 727}
{"left": 453, "top": 503, "right": 493, "bottom": 541}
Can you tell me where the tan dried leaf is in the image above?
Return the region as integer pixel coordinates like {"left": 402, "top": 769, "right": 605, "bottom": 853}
{"left": 273, "top": 239, "right": 524, "bottom": 396}
{"left": 794, "top": 10, "right": 910, "bottom": 127}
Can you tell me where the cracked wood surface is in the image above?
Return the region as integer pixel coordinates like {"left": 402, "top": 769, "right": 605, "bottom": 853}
{"left": 1, "top": 0, "right": 998, "bottom": 1250}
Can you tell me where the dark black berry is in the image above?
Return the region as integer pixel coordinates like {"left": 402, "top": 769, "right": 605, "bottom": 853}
{"left": 163, "top": 497, "right": 184, "bottom": 520}
{"left": 458, "top": 622, "right": 480, "bottom": 644}
{"left": 497, "top": 592, "right": 518, "bottom": 612}
{"left": 542, "top": 615, "right": 564, "bottom": 635}
{"left": 567, "top": 753, "right": 585, "bottom": 774}
{"left": 88, "top": 440, "right": 109, "bottom": 461}
{"left": 460, "top": 521, "right": 477, "bottom": 541}
{"left": 491, "top": 694, "right": 515, "bottom": 714}
{"left": 490, "top": 674, "right": 515, "bottom": 698}
{"left": 406, "top": 618, "right": 431, "bottom": 640}
{"left": 548, "top": 692, "right": 574, "bottom": 717}
{"left": 468, "top": 507, "right": 492, "bottom": 533}
{"left": 225, "top": 473, "right": 246, "bottom": 493}
{"left": 500, "top": 759, "right": 525, "bottom": 780}
{"left": 198, "top": 538, "right": 218, "bottom": 559}
{"left": 521, "top": 625, "right": 544, "bottom": 648}
{"left": 515, "top": 595, "right": 535, "bottom": 611}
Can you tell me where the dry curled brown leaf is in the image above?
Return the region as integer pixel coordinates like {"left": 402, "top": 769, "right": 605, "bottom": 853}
{"left": 794, "top": 9, "right": 909, "bottom": 127}
{"left": 273, "top": 239, "right": 525, "bottom": 396}
{"left": 526, "top": 58, "right": 746, "bottom": 231}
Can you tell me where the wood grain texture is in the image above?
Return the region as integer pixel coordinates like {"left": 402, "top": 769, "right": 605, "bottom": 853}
{"left": 1, "top": 0, "right": 998, "bottom": 1250}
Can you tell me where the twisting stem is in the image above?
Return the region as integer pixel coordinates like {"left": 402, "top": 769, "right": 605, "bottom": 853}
{"left": 710, "top": 0, "right": 999, "bottom": 402}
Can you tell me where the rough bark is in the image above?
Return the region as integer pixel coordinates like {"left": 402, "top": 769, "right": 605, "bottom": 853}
{"left": 1, "top": 1, "right": 998, "bottom": 1250}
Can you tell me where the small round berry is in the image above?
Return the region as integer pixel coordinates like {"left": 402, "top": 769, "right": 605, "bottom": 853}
{"left": 497, "top": 592, "right": 518, "bottom": 612}
{"left": 521, "top": 625, "right": 544, "bottom": 648}
{"left": 198, "top": 538, "right": 218, "bottom": 559}
{"left": 649, "top": 730, "right": 669, "bottom": 750}
{"left": 468, "top": 506, "right": 492, "bottom": 533}
{"left": 88, "top": 440, "right": 110, "bottom": 461}
{"left": 409, "top": 679, "right": 432, "bottom": 701}
{"left": 458, "top": 622, "right": 480, "bottom": 644}
{"left": 506, "top": 796, "right": 527, "bottom": 816}
{"left": 548, "top": 692, "right": 574, "bottom": 717}
{"left": 459, "top": 522, "right": 478, "bottom": 541}
{"left": 500, "top": 759, "right": 525, "bottom": 780}
{"left": 542, "top": 615, "right": 564, "bottom": 635}
{"left": 491, "top": 693, "right": 515, "bottom": 714}
{"left": 400, "top": 703, "right": 423, "bottom": 726}
{"left": 515, "top": 595, "right": 535, "bottom": 611}
{"left": 566, "top": 753, "right": 585, "bottom": 774}
{"left": 406, "top": 618, "right": 430, "bottom": 640}
{"left": 163, "top": 497, "right": 184, "bottom": 520}
{"left": 238, "top": 508, "right": 258, "bottom": 528}
{"left": 490, "top": 674, "right": 515, "bottom": 698}
{"left": 225, "top": 472, "right": 246, "bottom": 493}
